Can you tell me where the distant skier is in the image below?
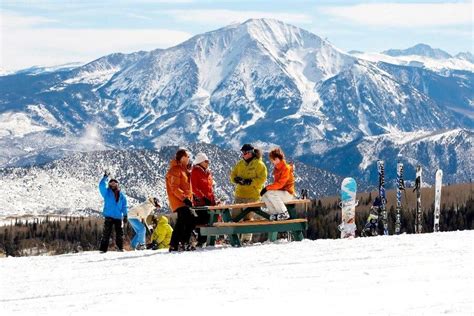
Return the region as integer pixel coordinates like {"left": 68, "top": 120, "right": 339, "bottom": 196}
{"left": 98, "top": 171, "right": 129, "bottom": 253}
{"left": 128, "top": 197, "right": 161, "bottom": 250}
{"left": 166, "top": 149, "right": 196, "bottom": 252}
{"left": 230, "top": 144, "right": 267, "bottom": 243}
{"left": 260, "top": 148, "right": 295, "bottom": 221}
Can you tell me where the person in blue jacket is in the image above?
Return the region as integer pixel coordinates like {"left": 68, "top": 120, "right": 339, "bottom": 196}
{"left": 99, "top": 171, "right": 129, "bottom": 253}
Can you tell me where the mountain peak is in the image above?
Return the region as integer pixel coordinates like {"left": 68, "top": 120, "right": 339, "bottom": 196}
{"left": 382, "top": 43, "right": 452, "bottom": 59}
{"left": 455, "top": 51, "right": 474, "bottom": 63}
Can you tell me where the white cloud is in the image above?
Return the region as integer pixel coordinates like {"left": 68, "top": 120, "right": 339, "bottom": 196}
{"left": 320, "top": 2, "right": 473, "bottom": 27}
{"left": 162, "top": 9, "right": 312, "bottom": 25}
{"left": 0, "top": 12, "right": 192, "bottom": 71}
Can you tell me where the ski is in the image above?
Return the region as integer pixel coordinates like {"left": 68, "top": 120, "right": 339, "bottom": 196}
{"left": 434, "top": 169, "right": 443, "bottom": 232}
{"left": 377, "top": 160, "right": 388, "bottom": 235}
{"left": 395, "top": 162, "right": 405, "bottom": 235}
{"left": 414, "top": 165, "right": 423, "bottom": 234}
{"left": 338, "top": 177, "right": 358, "bottom": 238}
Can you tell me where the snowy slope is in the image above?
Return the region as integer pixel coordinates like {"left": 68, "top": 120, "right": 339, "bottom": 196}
{"left": 1, "top": 230, "right": 472, "bottom": 315}
{"left": 301, "top": 129, "right": 473, "bottom": 186}
{"left": 352, "top": 51, "right": 474, "bottom": 72}
{"left": 351, "top": 43, "right": 474, "bottom": 72}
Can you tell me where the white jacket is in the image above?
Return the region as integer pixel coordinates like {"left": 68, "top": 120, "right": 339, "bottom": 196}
{"left": 128, "top": 198, "right": 156, "bottom": 220}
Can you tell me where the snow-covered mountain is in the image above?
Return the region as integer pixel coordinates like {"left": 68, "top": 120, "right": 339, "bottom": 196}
{"left": 382, "top": 43, "right": 452, "bottom": 59}
{"left": 302, "top": 129, "right": 473, "bottom": 186}
{"left": 0, "top": 19, "right": 472, "bottom": 188}
{"left": 0, "top": 143, "right": 342, "bottom": 216}
{"left": 351, "top": 43, "right": 474, "bottom": 72}
{"left": 455, "top": 51, "right": 474, "bottom": 63}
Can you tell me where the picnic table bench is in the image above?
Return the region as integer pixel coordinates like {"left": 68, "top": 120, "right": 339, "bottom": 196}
{"left": 196, "top": 199, "right": 310, "bottom": 247}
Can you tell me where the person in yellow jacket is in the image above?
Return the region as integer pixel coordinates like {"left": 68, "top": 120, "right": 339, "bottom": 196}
{"left": 230, "top": 143, "right": 267, "bottom": 243}
{"left": 149, "top": 215, "right": 173, "bottom": 250}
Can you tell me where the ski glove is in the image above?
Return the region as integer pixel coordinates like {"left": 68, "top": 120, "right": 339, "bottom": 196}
{"left": 103, "top": 170, "right": 110, "bottom": 177}
{"left": 123, "top": 216, "right": 128, "bottom": 224}
{"left": 260, "top": 187, "right": 267, "bottom": 196}
{"left": 203, "top": 197, "right": 212, "bottom": 206}
{"left": 234, "top": 176, "right": 245, "bottom": 185}
{"left": 242, "top": 178, "right": 252, "bottom": 185}
{"left": 183, "top": 198, "right": 193, "bottom": 207}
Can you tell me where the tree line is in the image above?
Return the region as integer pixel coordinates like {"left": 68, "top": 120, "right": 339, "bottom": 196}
{"left": 1, "top": 197, "right": 472, "bottom": 256}
{"left": 0, "top": 217, "right": 135, "bottom": 257}
{"left": 302, "top": 196, "right": 474, "bottom": 240}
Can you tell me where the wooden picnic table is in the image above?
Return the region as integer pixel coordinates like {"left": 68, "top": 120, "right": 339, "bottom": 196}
{"left": 196, "top": 199, "right": 311, "bottom": 247}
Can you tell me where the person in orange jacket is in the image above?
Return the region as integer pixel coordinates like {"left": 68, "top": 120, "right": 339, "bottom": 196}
{"left": 260, "top": 148, "right": 295, "bottom": 221}
{"left": 166, "top": 149, "right": 196, "bottom": 252}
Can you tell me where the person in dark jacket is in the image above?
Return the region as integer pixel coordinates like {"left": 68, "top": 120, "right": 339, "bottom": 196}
{"left": 98, "top": 171, "right": 128, "bottom": 253}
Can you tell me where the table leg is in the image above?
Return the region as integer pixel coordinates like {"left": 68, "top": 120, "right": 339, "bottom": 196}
{"left": 206, "top": 211, "right": 219, "bottom": 246}
{"left": 222, "top": 209, "right": 241, "bottom": 247}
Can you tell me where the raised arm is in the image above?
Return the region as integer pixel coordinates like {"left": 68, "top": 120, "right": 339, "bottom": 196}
{"left": 98, "top": 176, "right": 108, "bottom": 198}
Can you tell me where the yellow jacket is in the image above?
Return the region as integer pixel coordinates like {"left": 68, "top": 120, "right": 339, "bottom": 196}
{"left": 151, "top": 216, "right": 173, "bottom": 249}
{"left": 230, "top": 156, "right": 267, "bottom": 200}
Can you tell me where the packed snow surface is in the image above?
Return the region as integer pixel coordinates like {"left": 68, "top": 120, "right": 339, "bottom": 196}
{"left": 1, "top": 230, "right": 473, "bottom": 315}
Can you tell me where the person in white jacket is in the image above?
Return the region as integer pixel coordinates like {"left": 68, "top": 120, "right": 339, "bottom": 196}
{"left": 128, "top": 197, "right": 160, "bottom": 250}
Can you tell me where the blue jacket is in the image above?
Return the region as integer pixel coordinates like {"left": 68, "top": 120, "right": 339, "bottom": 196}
{"left": 99, "top": 177, "right": 128, "bottom": 219}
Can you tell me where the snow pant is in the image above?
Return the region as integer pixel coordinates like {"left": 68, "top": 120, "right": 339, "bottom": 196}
{"left": 261, "top": 190, "right": 294, "bottom": 214}
{"left": 169, "top": 206, "right": 197, "bottom": 248}
{"left": 99, "top": 217, "right": 124, "bottom": 252}
{"left": 128, "top": 218, "right": 146, "bottom": 249}
{"left": 232, "top": 196, "right": 260, "bottom": 243}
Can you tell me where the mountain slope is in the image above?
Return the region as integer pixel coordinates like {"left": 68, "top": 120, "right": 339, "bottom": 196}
{"left": 382, "top": 43, "right": 452, "bottom": 59}
{"left": 0, "top": 19, "right": 472, "bottom": 185}
{"left": 0, "top": 143, "right": 341, "bottom": 216}
{"left": 300, "top": 129, "right": 473, "bottom": 186}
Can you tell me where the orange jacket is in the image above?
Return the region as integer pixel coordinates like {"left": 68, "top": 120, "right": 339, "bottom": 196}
{"left": 166, "top": 159, "right": 193, "bottom": 212}
{"left": 266, "top": 160, "right": 295, "bottom": 195}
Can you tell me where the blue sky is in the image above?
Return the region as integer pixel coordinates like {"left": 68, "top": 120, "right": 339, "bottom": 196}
{"left": 1, "top": 0, "right": 472, "bottom": 70}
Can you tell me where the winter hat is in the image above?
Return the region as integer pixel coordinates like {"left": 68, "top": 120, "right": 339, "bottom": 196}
{"left": 240, "top": 144, "right": 254, "bottom": 152}
{"left": 194, "top": 152, "right": 209, "bottom": 165}
{"left": 108, "top": 179, "right": 119, "bottom": 184}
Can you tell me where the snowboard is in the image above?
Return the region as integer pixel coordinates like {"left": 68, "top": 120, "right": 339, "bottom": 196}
{"left": 433, "top": 169, "right": 443, "bottom": 232}
{"left": 338, "top": 177, "right": 358, "bottom": 238}
{"left": 414, "top": 165, "right": 423, "bottom": 234}
{"left": 377, "top": 161, "right": 388, "bottom": 235}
